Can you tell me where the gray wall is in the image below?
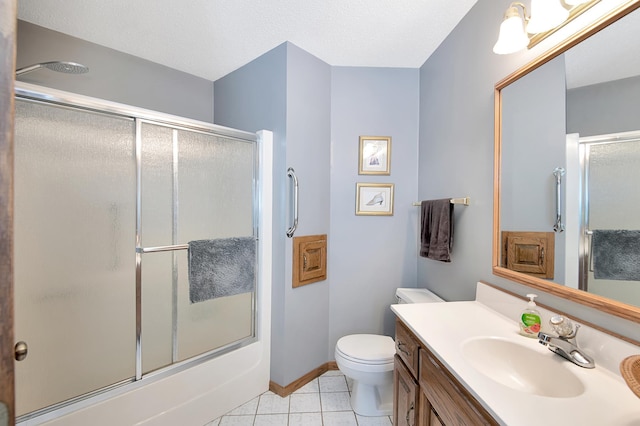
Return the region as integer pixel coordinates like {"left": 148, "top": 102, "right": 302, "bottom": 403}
{"left": 17, "top": 21, "right": 214, "bottom": 122}
{"left": 281, "top": 44, "right": 331, "bottom": 384}
{"left": 216, "top": 57, "right": 420, "bottom": 383}
{"left": 567, "top": 74, "right": 640, "bottom": 137}
{"left": 418, "top": 0, "right": 640, "bottom": 340}
{"left": 329, "top": 67, "right": 419, "bottom": 355}
{"left": 417, "top": 0, "right": 515, "bottom": 302}
{"left": 215, "top": 42, "right": 332, "bottom": 386}
{"left": 216, "top": 1, "right": 640, "bottom": 360}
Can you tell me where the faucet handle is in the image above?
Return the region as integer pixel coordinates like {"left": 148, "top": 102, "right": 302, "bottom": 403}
{"left": 537, "top": 332, "right": 552, "bottom": 345}
{"left": 550, "top": 315, "right": 574, "bottom": 337}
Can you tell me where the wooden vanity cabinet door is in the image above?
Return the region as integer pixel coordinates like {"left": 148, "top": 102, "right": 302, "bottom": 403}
{"left": 394, "top": 355, "right": 419, "bottom": 426}
{"left": 418, "top": 389, "right": 439, "bottom": 426}
{"left": 429, "top": 408, "right": 445, "bottom": 426}
{"left": 418, "top": 391, "right": 428, "bottom": 426}
{"left": 419, "top": 349, "right": 498, "bottom": 426}
{"left": 395, "top": 319, "right": 420, "bottom": 376}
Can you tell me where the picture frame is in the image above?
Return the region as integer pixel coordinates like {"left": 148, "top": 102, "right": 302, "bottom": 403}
{"left": 356, "top": 183, "right": 394, "bottom": 216}
{"left": 359, "top": 136, "right": 391, "bottom": 175}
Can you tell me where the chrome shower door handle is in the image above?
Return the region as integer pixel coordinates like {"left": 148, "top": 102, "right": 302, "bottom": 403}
{"left": 286, "top": 167, "right": 298, "bottom": 238}
{"left": 553, "top": 167, "right": 565, "bottom": 233}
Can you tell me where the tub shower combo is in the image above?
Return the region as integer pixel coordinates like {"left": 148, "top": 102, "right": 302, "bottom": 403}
{"left": 13, "top": 80, "right": 265, "bottom": 421}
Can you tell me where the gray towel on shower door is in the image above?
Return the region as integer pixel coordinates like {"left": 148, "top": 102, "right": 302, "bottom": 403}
{"left": 188, "top": 237, "right": 256, "bottom": 303}
{"left": 420, "top": 199, "right": 454, "bottom": 262}
{"left": 591, "top": 230, "right": 640, "bottom": 281}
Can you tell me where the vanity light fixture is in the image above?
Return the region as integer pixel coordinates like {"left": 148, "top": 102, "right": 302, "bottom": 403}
{"left": 526, "top": 0, "right": 570, "bottom": 33}
{"left": 493, "top": 3, "right": 530, "bottom": 55}
{"left": 494, "top": 0, "right": 597, "bottom": 55}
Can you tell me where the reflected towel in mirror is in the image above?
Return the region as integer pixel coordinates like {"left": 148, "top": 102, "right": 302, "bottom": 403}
{"left": 591, "top": 230, "right": 640, "bottom": 281}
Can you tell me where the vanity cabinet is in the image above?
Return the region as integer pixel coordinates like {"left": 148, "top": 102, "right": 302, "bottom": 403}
{"left": 393, "top": 355, "right": 418, "bottom": 426}
{"left": 395, "top": 318, "right": 420, "bottom": 376}
{"left": 420, "top": 391, "right": 443, "bottom": 426}
{"left": 393, "top": 319, "right": 420, "bottom": 425}
{"left": 420, "top": 349, "right": 497, "bottom": 425}
{"left": 393, "top": 319, "right": 498, "bottom": 426}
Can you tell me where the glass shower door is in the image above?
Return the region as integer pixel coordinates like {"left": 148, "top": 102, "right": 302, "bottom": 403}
{"left": 175, "top": 128, "right": 256, "bottom": 361}
{"left": 583, "top": 138, "right": 640, "bottom": 306}
{"left": 139, "top": 123, "right": 256, "bottom": 373}
{"left": 13, "top": 100, "right": 137, "bottom": 416}
{"left": 13, "top": 96, "right": 258, "bottom": 418}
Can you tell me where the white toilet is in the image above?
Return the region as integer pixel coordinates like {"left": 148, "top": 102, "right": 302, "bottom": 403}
{"left": 334, "top": 288, "right": 444, "bottom": 417}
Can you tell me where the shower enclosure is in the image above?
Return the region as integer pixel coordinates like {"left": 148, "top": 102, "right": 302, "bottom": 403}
{"left": 578, "top": 131, "right": 640, "bottom": 307}
{"left": 13, "top": 85, "right": 260, "bottom": 420}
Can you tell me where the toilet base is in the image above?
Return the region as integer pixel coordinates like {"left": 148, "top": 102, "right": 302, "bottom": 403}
{"left": 350, "top": 378, "right": 393, "bottom": 417}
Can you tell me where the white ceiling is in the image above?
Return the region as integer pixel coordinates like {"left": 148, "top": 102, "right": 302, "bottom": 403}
{"left": 17, "top": 0, "right": 478, "bottom": 82}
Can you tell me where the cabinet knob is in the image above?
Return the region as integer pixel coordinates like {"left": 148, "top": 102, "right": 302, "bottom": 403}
{"left": 397, "top": 341, "right": 410, "bottom": 357}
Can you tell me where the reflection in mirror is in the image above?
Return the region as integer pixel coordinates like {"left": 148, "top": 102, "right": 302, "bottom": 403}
{"left": 494, "top": 0, "right": 640, "bottom": 322}
{"left": 500, "top": 55, "right": 566, "bottom": 282}
{"left": 575, "top": 135, "right": 640, "bottom": 306}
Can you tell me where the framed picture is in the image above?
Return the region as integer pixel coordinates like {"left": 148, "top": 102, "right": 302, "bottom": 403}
{"left": 359, "top": 136, "right": 391, "bottom": 175}
{"left": 356, "top": 183, "right": 394, "bottom": 216}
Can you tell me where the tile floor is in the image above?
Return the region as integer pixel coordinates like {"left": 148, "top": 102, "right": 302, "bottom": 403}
{"left": 204, "top": 370, "right": 393, "bottom": 426}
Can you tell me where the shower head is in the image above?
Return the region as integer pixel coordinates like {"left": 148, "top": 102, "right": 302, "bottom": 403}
{"left": 16, "top": 61, "right": 89, "bottom": 77}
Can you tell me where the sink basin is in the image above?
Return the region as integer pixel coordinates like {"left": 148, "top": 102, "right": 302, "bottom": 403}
{"left": 461, "top": 337, "right": 585, "bottom": 398}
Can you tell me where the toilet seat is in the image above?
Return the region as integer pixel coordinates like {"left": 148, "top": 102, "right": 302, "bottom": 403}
{"left": 335, "top": 334, "right": 395, "bottom": 365}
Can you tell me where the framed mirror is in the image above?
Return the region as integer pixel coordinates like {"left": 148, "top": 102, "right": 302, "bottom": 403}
{"left": 493, "top": 0, "right": 640, "bottom": 323}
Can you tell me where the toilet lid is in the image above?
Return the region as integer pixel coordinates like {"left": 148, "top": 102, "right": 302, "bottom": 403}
{"left": 336, "top": 334, "right": 395, "bottom": 364}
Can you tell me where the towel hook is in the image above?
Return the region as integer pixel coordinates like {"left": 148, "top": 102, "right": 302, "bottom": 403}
{"left": 553, "top": 167, "right": 565, "bottom": 233}
{"left": 286, "top": 167, "right": 299, "bottom": 238}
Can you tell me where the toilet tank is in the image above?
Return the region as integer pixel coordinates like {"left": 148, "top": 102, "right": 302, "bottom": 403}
{"left": 395, "top": 288, "right": 444, "bottom": 304}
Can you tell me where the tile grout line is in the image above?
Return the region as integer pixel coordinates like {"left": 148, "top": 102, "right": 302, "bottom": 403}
{"left": 213, "top": 372, "right": 394, "bottom": 426}
{"left": 319, "top": 382, "right": 324, "bottom": 426}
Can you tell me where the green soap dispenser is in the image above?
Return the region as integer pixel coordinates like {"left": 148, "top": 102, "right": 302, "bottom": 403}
{"left": 519, "top": 294, "right": 542, "bottom": 338}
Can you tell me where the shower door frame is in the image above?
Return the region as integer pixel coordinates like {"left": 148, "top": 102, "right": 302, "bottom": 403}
{"left": 14, "top": 82, "right": 261, "bottom": 422}
{"left": 0, "top": 0, "right": 17, "bottom": 423}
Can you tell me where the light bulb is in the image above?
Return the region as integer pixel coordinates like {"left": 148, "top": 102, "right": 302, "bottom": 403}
{"left": 493, "top": 9, "right": 530, "bottom": 55}
{"left": 527, "top": 0, "right": 570, "bottom": 34}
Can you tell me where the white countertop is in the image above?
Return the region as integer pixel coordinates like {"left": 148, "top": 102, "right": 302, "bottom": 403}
{"left": 391, "top": 300, "right": 640, "bottom": 426}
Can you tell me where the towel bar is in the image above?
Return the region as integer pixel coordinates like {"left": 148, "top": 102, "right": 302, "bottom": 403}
{"left": 139, "top": 240, "right": 259, "bottom": 254}
{"left": 412, "top": 197, "right": 470, "bottom": 207}
{"left": 139, "top": 244, "right": 189, "bottom": 253}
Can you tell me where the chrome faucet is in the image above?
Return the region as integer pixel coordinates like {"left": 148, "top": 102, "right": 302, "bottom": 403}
{"left": 537, "top": 315, "right": 595, "bottom": 369}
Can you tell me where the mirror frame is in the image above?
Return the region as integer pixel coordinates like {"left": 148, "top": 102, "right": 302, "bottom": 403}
{"left": 493, "top": 0, "right": 640, "bottom": 323}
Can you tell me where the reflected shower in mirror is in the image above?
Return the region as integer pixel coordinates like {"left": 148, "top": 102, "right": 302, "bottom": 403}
{"left": 576, "top": 135, "right": 640, "bottom": 306}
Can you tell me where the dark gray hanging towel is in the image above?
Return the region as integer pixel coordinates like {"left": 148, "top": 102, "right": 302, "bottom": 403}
{"left": 188, "top": 237, "right": 256, "bottom": 303}
{"left": 420, "top": 199, "right": 454, "bottom": 262}
{"left": 591, "top": 230, "right": 640, "bottom": 281}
